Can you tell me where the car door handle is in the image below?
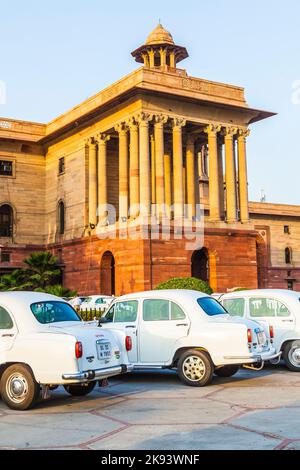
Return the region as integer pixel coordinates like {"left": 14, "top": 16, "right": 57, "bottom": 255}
{"left": 176, "top": 323, "right": 188, "bottom": 327}
{"left": 1, "top": 334, "right": 15, "bottom": 338}
{"left": 125, "top": 326, "right": 136, "bottom": 329}
{"left": 282, "top": 320, "right": 293, "bottom": 323}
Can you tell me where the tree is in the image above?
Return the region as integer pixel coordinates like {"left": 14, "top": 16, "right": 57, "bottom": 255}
{"left": 0, "top": 269, "right": 27, "bottom": 291}
{"left": 42, "top": 284, "right": 77, "bottom": 298}
{"left": 155, "top": 277, "right": 213, "bottom": 295}
{"left": 23, "top": 252, "right": 61, "bottom": 291}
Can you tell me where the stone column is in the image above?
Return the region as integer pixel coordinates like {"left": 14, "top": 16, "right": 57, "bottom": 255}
{"left": 148, "top": 50, "right": 155, "bottom": 68}
{"left": 137, "top": 113, "right": 152, "bottom": 216}
{"left": 224, "top": 127, "right": 238, "bottom": 223}
{"left": 151, "top": 133, "right": 156, "bottom": 206}
{"left": 128, "top": 118, "right": 139, "bottom": 218}
{"left": 217, "top": 136, "right": 225, "bottom": 220}
{"left": 87, "top": 137, "right": 98, "bottom": 226}
{"left": 172, "top": 118, "right": 186, "bottom": 220}
{"left": 115, "top": 123, "right": 129, "bottom": 221}
{"left": 96, "top": 133, "right": 110, "bottom": 221}
{"left": 186, "top": 134, "right": 196, "bottom": 219}
{"left": 205, "top": 124, "right": 222, "bottom": 222}
{"left": 154, "top": 115, "right": 168, "bottom": 217}
{"left": 237, "top": 129, "right": 250, "bottom": 223}
{"left": 164, "top": 152, "right": 172, "bottom": 218}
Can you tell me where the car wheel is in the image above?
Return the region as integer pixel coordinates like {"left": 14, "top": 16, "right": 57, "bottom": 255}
{"left": 0, "top": 364, "right": 40, "bottom": 411}
{"left": 283, "top": 340, "right": 300, "bottom": 372}
{"left": 177, "top": 350, "right": 214, "bottom": 387}
{"left": 63, "top": 381, "right": 97, "bottom": 396}
{"left": 214, "top": 365, "right": 240, "bottom": 378}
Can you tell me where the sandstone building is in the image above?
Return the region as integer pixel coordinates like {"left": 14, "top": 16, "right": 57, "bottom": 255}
{"left": 0, "top": 25, "right": 299, "bottom": 295}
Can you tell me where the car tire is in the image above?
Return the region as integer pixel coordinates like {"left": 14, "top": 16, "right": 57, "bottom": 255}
{"left": 214, "top": 365, "right": 240, "bottom": 378}
{"left": 0, "top": 364, "right": 40, "bottom": 411}
{"left": 283, "top": 340, "right": 300, "bottom": 372}
{"left": 63, "top": 381, "right": 97, "bottom": 396}
{"left": 177, "top": 349, "right": 214, "bottom": 387}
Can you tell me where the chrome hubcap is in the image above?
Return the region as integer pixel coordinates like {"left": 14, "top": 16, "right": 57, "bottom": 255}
{"left": 6, "top": 373, "right": 29, "bottom": 404}
{"left": 289, "top": 347, "right": 300, "bottom": 367}
{"left": 182, "top": 356, "right": 206, "bottom": 382}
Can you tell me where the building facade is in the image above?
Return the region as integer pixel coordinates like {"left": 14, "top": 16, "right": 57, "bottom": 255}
{"left": 0, "top": 24, "right": 299, "bottom": 294}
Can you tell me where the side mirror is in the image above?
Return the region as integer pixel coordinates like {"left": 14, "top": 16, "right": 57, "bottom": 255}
{"left": 98, "top": 317, "right": 109, "bottom": 326}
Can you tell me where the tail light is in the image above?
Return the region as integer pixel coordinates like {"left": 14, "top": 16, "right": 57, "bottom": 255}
{"left": 75, "top": 341, "right": 83, "bottom": 359}
{"left": 125, "top": 336, "right": 132, "bottom": 352}
{"left": 269, "top": 325, "right": 274, "bottom": 339}
{"left": 247, "top": 329, "right": 253, "bottom": 343}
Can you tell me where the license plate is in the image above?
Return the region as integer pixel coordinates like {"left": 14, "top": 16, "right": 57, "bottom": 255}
{"left": 96, "top": 340, "right": 112, "bottom": 361}
{"left": 257, "top": 331, "right": 266, "bottom": 345}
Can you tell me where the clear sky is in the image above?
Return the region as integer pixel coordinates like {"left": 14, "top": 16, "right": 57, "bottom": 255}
{"left": 0, "top": 0, "right": 299, "bottom": 205}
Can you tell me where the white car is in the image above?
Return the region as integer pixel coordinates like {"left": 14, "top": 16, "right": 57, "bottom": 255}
{"left": 0, "top": 292, "right": 133, "bottom": 410}
{"left": 69, "top": 296, "right": 87, "bottom": 308}
{"left": 99, "top": 290, "right": 279, "bottom": 387}
{"left": 80, "top": 295, "right": 114, "bottom": 312}
{"left": 219, "top": 289, "right": 300, "bottom": 372}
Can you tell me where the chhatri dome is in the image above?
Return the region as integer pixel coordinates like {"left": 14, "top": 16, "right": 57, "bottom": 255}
{"left": 131, "top": 23, "right": 189, "bottom": 70}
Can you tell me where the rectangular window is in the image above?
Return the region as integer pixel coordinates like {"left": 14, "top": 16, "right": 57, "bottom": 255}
{"left": 143, "top": 299, "right": 170, "bottom": 321}
{"left": 284, "top": 225, "right": 290, "bottom": 234}
{"left": 1, "top": 252, "right": 10, "bottom": 263}
{"left": 58, "top": 157, "right": 65, "bottom": 175}
{"left": 0, "top": 160, "right": 13, "bottom": 176}
{"left": 223, "top": 298, "right": 245, "bottom": 317}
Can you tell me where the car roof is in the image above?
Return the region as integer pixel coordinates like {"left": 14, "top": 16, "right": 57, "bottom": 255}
{"left": 85, "top": 295, "right": 113, "bottom": 299}
{"left": 114, "top": 289, "right": 209, "bottom": 302}
{"left": 220, "top": 289, "right": 300, "bottom": 301}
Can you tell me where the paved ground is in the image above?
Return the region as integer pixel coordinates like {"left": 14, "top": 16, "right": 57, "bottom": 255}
{"left": 0, "top": 363, "right": 300, "bottom": 450}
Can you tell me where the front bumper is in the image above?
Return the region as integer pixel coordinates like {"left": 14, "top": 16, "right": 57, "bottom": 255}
{"left": 223, "top": 351, "right": 282, "bottom": 364}
{"left": 62, "top": 364, "right": 134, "bottom": 382}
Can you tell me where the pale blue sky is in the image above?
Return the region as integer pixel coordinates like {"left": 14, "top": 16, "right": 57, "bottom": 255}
{"left": 0, "top": 0, "right": 299, "bottom": 204}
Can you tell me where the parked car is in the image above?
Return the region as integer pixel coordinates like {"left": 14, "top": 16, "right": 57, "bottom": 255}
{"left": 80, "top": 295, "right": 114, "bottom": 312}
{"left": 0, "top": 292, "right": 133, "bottom": 410}
{"left": 69, "top": 296, "right": 87, "bottom": 308}
{"left": 219, "top": 289, "right": 300, "bottom": 372}
{"left": 98, "top": 290, "right": 279, "bottom": 387}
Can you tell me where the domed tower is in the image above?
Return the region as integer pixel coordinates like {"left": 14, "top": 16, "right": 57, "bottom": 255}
{"left": 131, "top": 23, "right": 188, "bottom": 72}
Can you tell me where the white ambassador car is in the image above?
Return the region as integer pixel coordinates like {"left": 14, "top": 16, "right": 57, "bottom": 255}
{"left": 80, "top": 295, "right": 114, "bottom": 312}
{"left": 0, "top": 292, "right": 133, "bottom": 410}
{"left": 220, "top": 289, "right": 300, "bottom": 372}
{"left": 99, "top": 290, "right": 279, "bottom": 387}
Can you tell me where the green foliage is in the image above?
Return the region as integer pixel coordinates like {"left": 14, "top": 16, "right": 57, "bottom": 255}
{"left": 155, "top": 277, "right": 213, "bottom": 295}
{"left": 0, "top": 251, "right": 74, "bottom": 297}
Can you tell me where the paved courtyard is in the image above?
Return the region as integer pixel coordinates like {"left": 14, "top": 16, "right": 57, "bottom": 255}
{"left": 0, "top": 364, "right": 300, "bottom": 450}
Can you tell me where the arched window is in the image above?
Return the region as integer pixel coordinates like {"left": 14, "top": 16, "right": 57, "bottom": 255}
{"left": 58, "top": 201, "right": 65, "bottom": 235}
{"left": 0, "top": 204, "right": 13, "bottom": 238}
{"left": 285, "top": 247, "right": 292, "bottom": 265}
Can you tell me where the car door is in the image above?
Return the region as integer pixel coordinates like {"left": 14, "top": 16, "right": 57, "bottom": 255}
{"left": 248, "top": 296, "right": 296, "bottom": 345}
{"left": 138, "top": 299, "right": 190, "bottom": 364}
{"left": 102, "top": 300, "right": 139, "bottom": 363}
{"left": 0, "top": 305, "right": 18, "bottom": 362}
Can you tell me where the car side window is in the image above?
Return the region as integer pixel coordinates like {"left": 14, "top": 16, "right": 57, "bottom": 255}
{"left": 0, "top": 306, "right": 14, "bottom": 329}
{"left": 114, "top": 301, "right": 138, "bottom": 323}
{"left": 223, "top": 298, "right": 245, "bottom": 317}
{"left": 143, "top": 299, "right": 170, "bottom": 321}
{"left": 105, "top": 304, "right": 115, "bottom": 323}
{"left": 95, "top": 298, "right": 104, "bottom": 304}
{"left": 249, "top": 298, "right": 276, "bottom": 317}
{"left": 171, "top": 302, "right": 186, "bottom": 320}
{"left": 276, "top": 301, "right": 291, "bottom": 318}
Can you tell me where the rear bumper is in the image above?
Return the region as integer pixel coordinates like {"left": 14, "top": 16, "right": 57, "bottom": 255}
{"left": 62, "top": 364, "right": 134, "bottom": 382}
{"left": 223, "top": 351, "right": 282, "bottom": 364}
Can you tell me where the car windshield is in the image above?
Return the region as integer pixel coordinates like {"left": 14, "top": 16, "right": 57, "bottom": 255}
{"left": 197, "top": 297, "right": 228, "bottom": 316}
{"left": 31, "top": 301, "right": 82, "bottom": 324}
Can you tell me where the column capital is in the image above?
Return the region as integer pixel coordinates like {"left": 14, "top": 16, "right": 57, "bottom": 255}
{"left": 204, "top": 124, "right": 222, "bottom": 135}
{"left": 154, "top": 114, "right": 169, "bottom": 126}
{"left": 237, "top": 128, "right": 251, "bottom": 139}
{"left": 95, "top": 133, "right": 110, "bottom": 145}
{"left": 222, "top": 126, "right": 238, "bottom": 138}
{"left": 85, "top": 136, "right": 97, "bottom": 146}
{"left": 114, "top": 122, "right": 128, "bottom": 134}
{"left": 136, "top": 112, "right": 153, "bottom": 126}
{"left": 127, "top": 116, "right": 138, "bottom": 130}
{"left": 173, "top": 117, "right": 186, "bottom": 129}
